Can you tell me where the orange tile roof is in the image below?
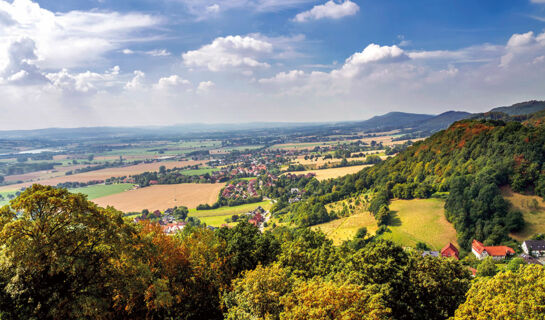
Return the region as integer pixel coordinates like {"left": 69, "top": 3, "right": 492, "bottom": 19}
{"left": 472, "top": 239, "right": 515, "bottom": 257}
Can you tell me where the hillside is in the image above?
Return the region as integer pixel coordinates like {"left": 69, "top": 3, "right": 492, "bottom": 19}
{"left": 352, "top": 112, "right": 434, "bottom": 132}
{"left": 413, "top": 111, "right": 471, "bottom": 133}
{"left": 489, "top": 100, "right": 545, "bottom": 116}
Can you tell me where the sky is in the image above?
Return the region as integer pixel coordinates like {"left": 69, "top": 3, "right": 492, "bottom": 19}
{"left": 1, "top": 0, "right": 545, "bottom": 129}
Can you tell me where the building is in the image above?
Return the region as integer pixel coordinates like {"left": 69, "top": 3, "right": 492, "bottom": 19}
{"left": 422, "top": 251, "right": 439, "bottom": 258}
{"left": 440, "top": 243, "right": 459, "bottom": 260}
{"left": 520, "top": 253, "right": 543, "bottom": 265}
{"left": 472, "top": 240, "right": 515, "bottom": 260}
{"left": 522, "top": 240, "right": 545, "bottom": 257}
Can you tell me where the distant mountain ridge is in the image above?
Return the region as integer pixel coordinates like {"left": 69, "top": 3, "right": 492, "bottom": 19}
{"left": 0, "top": 100, "right": 543, "bottom": 139}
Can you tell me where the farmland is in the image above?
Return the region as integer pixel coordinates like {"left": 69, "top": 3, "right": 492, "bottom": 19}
{"left": 0, "top": 160, "right": 207, "bottom": 192}
{"left": 291, "top": 165, "right": 371, "bottom": 181}
{"left": 70, "top": 183, "right": 136, "bottom": 200}
{"left": 502, "top": 186, "right": 545, "bottom": 241}
{"left": 92, "top": 183, "right": 224, "bottom": 212}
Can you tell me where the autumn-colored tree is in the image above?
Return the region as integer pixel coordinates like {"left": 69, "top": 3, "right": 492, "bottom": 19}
{"left": 476, "top": 256, "right": 497, "bottom": 277}
{"left": 454, "top": 265, "right": 545, "bottom": 319}
{"left": 223, "top": 264, "right": 292, "bottom": 320}
{"left": 280, "top": 279, "right": 391, "bottom": 320}
{"left": 0, "top": 184, "right": 133, "bottom": 319}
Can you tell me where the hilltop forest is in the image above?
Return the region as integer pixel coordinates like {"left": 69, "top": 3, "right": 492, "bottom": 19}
{"left": 280, "top": 111, "right": 545, "bottom": 251}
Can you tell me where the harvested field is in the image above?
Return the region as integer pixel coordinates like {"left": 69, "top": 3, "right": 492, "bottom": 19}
{"left": 0, "top": 160, "right": 208, "bottom": 192}
{"left": 291, "top": 165, "right": 370, "bottom": 181}
{"left": 92, "top": 183, "right": 224, "bottom": 212}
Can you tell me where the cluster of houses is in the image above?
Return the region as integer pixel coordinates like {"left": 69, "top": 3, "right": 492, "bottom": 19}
{"left": 222, "top": 180, "right": 261, "bottom": 200}
{"left": 244, "top": 206, "right": 269, "bottom": 229}
{"left": 423, "top": 238, "right": 545, "bottom": 276}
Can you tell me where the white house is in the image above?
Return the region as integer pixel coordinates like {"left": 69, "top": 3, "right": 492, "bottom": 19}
{"left": 472, "top": 239, "right": 515, "bottom": 260}
{"left": 522, "top": 240, "right": 545, "bottom": 257}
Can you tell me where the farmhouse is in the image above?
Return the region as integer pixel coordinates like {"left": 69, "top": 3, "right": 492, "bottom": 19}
{"left": 471, "top": 240, "right": 515, "bottom": 260}
{"left": 522, "top": 240, "right": 545, "bottom": 257}
{"left": 440, "top": 243, "right": 459, "bottom": 260}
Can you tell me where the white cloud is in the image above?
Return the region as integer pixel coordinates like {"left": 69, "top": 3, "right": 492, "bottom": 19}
{"left": 0, "top": 0, "right": 162, "bottom": 69}
{"left": 45, "top": 66, "right": 120, "bottom": 93}
{"left": 182, "top": 35, "right": 273, "bottom": 72}
{"left": 206, "top": 4, "right": 220, "bottom": 13}
{"left": 122, "top": 49, "right": 134, "bottom": 55}
{"left": 154, "top": 75, "right": 190, "bottom": 89}
{"left": 197, "top": 80, "right": 214, "bottom": 92}
{"left": 294, "top": 0, "right": 359, "bottom": 22}
{"left": 125, "top": 70, "right": 145, "bottom": 90}
{"left": 258, "top": 70, "right": 306, "bottom": 84}
{"left": 500, "top": 31, "right": 545, "bottom": 67}
{"left": 145, "top": 49, "right": 171, "bottom": 57}
{"left": 333, "top": 44, "right": 409, "bottom": 78}
{"left": 176, "top": 0, "right": 315, "bottom": 18}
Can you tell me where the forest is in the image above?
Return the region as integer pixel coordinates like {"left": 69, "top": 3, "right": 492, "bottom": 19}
{"left": 0, "top": 184, "right": 542, "bottom": 319}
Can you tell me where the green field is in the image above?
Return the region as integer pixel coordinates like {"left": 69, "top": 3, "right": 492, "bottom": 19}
{"left": 70, "top": 183, "right": 135, "bottom": 200}
{"left": 188, "top": 201, "right": 272, "bottom": 218}
{"left": 0, "top": 191, "right": 20, "bottom": 207}
{"left": 315, "top": 198, "right": 458, "bottom": 250}
{"left": 180, "top": 168, "right": 219, "bottom": 176}
{"left": 199, "top": 214, "right": 234, "bottom": 227}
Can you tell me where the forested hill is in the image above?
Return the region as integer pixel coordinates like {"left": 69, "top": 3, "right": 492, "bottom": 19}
{"left": 348, "top": 116, "right": 545, "bottom": 249}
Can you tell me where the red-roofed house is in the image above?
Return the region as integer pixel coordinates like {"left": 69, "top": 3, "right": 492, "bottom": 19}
{"left": 440, "top": 243, "right": 459, "bottom": 260}
{"left": 471, "top": 240, "right": 515, "bottom": 260}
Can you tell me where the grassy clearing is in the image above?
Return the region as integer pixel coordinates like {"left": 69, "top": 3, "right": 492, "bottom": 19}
{"left": 199, "top": 214, "right": 234, "bottom": 227}
{"left": 188, "top": 201, "right": 272, "bottom": 218}
{"left": 502, "top": 186, "right": 545, "bottom": 241}
{"left": 315, "top": 198, "right": 457, "bottom": 249}
{"left": 380, "top": 199, "right": 457, "bottom": 250}
{"left": 70, "top": 183, "right": 135, "bottom": 200}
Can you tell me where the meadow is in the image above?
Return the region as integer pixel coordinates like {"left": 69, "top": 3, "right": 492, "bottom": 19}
{"left": 188, "top": 201, "right": 272, "bottom": 227}
{"left": 502, "top": 186, "right": 545, "bottom": 241}
{"left": 315, "top": 198, "right": 458, "bottom": 249}
{"left": 92, "top": 183, "right": 224, "bottom": 212}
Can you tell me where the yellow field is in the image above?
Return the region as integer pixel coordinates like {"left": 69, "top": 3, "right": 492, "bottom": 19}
{"left": 314, "top": 198, "right": 457, "bottom": 249}
{"left": 92, "top": 183, "right": 224, "bottom": 212}
{"left": 0, "top": 160, "right": 207, "bottom": 192}
{"left": 290, "top": 165, "right": 370, "bottom": 181}
{"left": 312, "top": 212, "right": 378, "bottom": 245}
{"left": 502, "top": 186, "right": 545, "bottom": 241}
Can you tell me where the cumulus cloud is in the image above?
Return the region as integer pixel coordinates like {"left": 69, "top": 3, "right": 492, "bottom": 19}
{"left": 1, "top": 37, "right": 47, "bottom": 85}
{"left": 0, "top": 0, "right": 162, "bottom": 69}
{"left": 500, "top": 31, "right": 545, "bottom": 67}
{"left": 176, "top": 0, "right": 315, "bottom": 18}
{"left": 45, "top": 66, "right": 120, "bottom": 93}
{"left": 125, "top": 70, "right": 146, "bottom": 90}
{"left": 333, "top": 44, "right": 409, "bottom": 78}
{"left": 294, "top": 0, "right": 359, "bottom": 22}
{"left": 154, "top": 75, "right": 191, "bottom": 90}
{"left": 197, "top": 80, "right": 215, "bottom": 92}
{"left": 182, "top": 35, "right": 273, "bottom": 72}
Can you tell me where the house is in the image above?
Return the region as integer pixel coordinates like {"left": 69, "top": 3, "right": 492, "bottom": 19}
{"left": 472, "top": 240, "right": 515, "bottom": 260}
{"left": 440, "top": 243, "right": 459, "bottom": 260}
{"left": 468, "top": 267, "right": 477, "bottom": 277}
{"left": 161, "top": 222, "right": 186, "bottom": 234}
{"left": 522, "top": 240, "right": 545, "bottom": 257}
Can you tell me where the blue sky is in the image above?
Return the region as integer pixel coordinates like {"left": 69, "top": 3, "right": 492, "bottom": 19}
{"left": 0, "top": 0, "right": 545, "bottom": 129}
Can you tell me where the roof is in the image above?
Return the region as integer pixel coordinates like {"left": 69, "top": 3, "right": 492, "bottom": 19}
{"left": 441, "top": 243, "right": 459, "bottom": 258}
{"left": 473, "top": 239, "right": 515, "bottom": 256}
{"left": 422, "top": 251, "right": 439, "bottom": 258}
{"left": 523, "top": 240, "right": 545, "bottom": 251}
{"left": 472, "top": 240, "right": 486, "bottom": 254}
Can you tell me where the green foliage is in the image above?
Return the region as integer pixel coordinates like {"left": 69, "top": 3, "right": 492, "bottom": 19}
{"left": 454, "top": 265, "right": 545, "bottom": 319}
{"left": 477, "top": 257, "right": 498, "bottom": 277}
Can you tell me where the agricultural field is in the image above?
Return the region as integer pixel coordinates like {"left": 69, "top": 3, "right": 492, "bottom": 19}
{"left": 180, "top": 167, "right": 219, "bottom": 176}
{"left": 315, "top": 198, "right": 457, "bottom": 249}
{"left": 70, "top": 183, "right": 136, "bottom": 200}
{"left": 502, "top": 186, "right": 545, "bottom": 241}
{"left": 0, "top": 160, "right": 207, "bottom": 192}
{"left": 291, "top": 165, "right": 370, "bottom": 181}
{"left": 92, "top": 183, "right": 224, "bottom": 213}
{"left": 293, "top": 156, "right": 370, "bottom": 167}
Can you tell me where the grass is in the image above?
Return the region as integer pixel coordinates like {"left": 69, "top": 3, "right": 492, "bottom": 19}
{"left": 0, "top": 191, "right": 20, "bottom": 207}
{"left": 199, "top": 214, "right": 234, "bottom": 227}
{"left": 314, "top": 198, "right": 457, "bottom": 249}
{"left": 287, "top": 165, "right": 370, "bottom": 181}
{"left": 179, "top": 168, "right": 219, "bottom": 176}
{"left": 188, "top": 201, "right": 272, "bottom": 218}
{"left": 70, "top": 183, "right": 135, "bottom": 200}
{"left": 502, "top": 186, "right": 545, "bottom": 241}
